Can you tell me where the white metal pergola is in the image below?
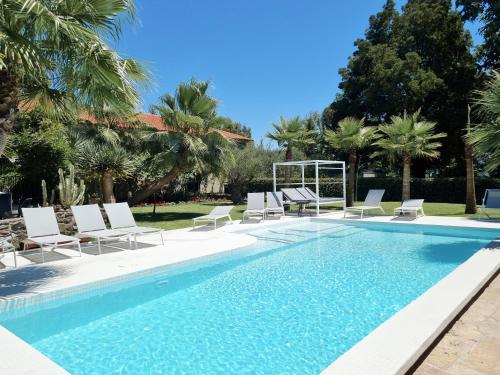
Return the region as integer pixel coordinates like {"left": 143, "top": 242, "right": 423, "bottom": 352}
{"left": 272, "top": 160, "right": 346, "bottom": 216}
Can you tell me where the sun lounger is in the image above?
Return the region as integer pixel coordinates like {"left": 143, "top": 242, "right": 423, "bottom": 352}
{"left": 266, "top": 192, "right": 285, "bottom": 217}
{"left": 193, "top": 205, "right": 234, "bottom": 229}
{"left": 344, "top": 189, "right": 385, "bottom": 218}
{"left": 103, "top": 202, "right": 164, "bottom": 248}
{"left": 22, "top": 207, "right": 81, "bottom": 263}
{"left": 479, "top": 189, "right": 500, "bottom": 219}
{"left": 0, "top": 224, "right": 17, "bottom": 267}
{"left": 394, "top": 199, "right": 425, "bottom": 218}
{"left": 243, "top": 193, "right": 266, "bottom": 221}
{"left": 301, "top": 187, "right": 345, "bottom": 204}
{"left": 72, "top": 204, "right": 131, "bottom": 254}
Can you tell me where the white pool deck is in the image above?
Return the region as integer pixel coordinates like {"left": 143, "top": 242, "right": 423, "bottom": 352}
{"left": 0, "top": 213, "right": 499, "bottom": 375}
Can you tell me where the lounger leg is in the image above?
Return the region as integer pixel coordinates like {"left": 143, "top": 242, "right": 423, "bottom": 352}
{"left": 128, "top": 235, "right": 132, "bottom": 249}
{"left": 77, "top": 241, "right": 82, "bottom": 257}
{"left": 361, "top": 210, "right": 364, "bottom": 219}
{"left": 160, "top": 231, "right": 165, "bottom": 245}
{"left": 13, "top": 248, "right": 17, "bottom": 268}
{"left": 214, "top": 219, "right": 217, "bottom": 229}
{"left": 40, "top": 243, "right": 45, "bottom": 263}
{"left": 97, "top": 237, "right": 102, "bottom": 255}
{"left": 134, "top": 234, "right": 137, "bottom": 249}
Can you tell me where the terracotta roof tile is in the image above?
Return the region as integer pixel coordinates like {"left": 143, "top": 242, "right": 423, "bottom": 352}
{"left": 81, "top": 112, "right": 252, "bottom": 141}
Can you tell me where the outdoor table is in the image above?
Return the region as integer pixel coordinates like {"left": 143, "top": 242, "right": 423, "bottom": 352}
{"left": 295, "top": 199, "right": 312, "bottom": 217}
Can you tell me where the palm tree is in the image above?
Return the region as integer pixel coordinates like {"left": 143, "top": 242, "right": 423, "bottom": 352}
{"left": 129, "top": 80, "right": 233, "bottom": 205}
{"left": 373, "top": 110, "right": 446, "bottom": 201}
{"left": 0, "top": 0, "right": 148, "bottom": 156}
{"left": 78, "top": 143, "right": 140, "bottom": 203}
{"left": 266, "top": 116, "right": 315, "bottom": 184}
{"left": 325, "top": 117, "right": 375, "bottom": 206}
{"left": 70, "top": 123, "right": 143, "bottom": 203}
{"left": 469, "top": 70, "right": 500, "bottom": 173}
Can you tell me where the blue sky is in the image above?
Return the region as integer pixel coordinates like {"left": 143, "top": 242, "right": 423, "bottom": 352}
{"left": 115, "top": 0, "right": 480, "bottom": 143}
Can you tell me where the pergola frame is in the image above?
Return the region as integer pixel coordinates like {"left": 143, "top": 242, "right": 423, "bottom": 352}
{"left": 272, "top": 160, "right": 346, "bottom": 216}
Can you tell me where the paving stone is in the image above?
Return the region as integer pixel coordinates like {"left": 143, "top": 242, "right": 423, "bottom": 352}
{"left": 466, "top": 338, "right": 500, "bottom": 374}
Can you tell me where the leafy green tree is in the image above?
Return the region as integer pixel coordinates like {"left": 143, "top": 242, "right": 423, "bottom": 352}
{"left": 456, "top": 0, "right": 499, "bottom": 71}
{"left": 7, "top": 110, "right": 72, "bottom": 197}
{"left": 212, "top": 116, "right": 252, "bottom": 138}
{"left": 325, "top": 0, "right": 477, "bottom": 176}
{"left": 0, "top": 0, "right": 148, "bottom": 156}
{"left": 373, "top": 110, "right": 446, "bottom": 201}
{"left": 325, "top": 118, "right": 376, "bottom": 206}
{"left": 129, "top": 80, "right": 233, "bottom": 204}
{"left": 226, "top": 144, "right": 273, "bottom": 204}
{"left": 469, "top": 71, "right": 500, "bottom": 173}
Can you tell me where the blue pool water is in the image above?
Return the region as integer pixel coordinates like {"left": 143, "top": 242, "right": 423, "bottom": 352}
{"left": 0, "top": 220, "right": 497, "bottom": 374}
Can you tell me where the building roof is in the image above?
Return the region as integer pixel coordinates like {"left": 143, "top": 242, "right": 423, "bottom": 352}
{"left": 81, "top": 112, "right": 253, "bottom": 142}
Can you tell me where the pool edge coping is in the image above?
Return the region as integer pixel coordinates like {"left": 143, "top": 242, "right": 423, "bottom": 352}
{"left": 320, "top": 219, "right": 500, "bottom": 375}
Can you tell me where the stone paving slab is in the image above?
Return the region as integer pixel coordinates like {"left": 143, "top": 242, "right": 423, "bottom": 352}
{"left": 415, "top": 274, "right": 500, "bottom": 375}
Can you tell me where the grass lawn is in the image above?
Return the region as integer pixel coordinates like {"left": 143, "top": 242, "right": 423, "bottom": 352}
{"left": 132, "top": 201, "right": 500, "bottom": 231}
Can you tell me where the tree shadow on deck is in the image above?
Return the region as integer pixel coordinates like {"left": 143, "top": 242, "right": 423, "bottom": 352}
{"left": 0, "top": 265, "right": 67, "bottom": 297}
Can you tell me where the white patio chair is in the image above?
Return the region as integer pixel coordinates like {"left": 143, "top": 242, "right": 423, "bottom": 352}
{"left": 266, "top": 192, "right": 285, "bottom": 218}
{"left": 242, "top": 193, "right": 266, "bottom": 221}
{"left": 103, "top": 202, "right": 164, "bottom": 248}
{"left": 479, "top": 189, "right": 500, "bottom": 219}
{"left": 0, "top": 223, "right": 17, "bottom": 268}
{"left": 22, "top": 207, "right": 81, "bottom": 263}
{"left": 394, "top": 199, "right": 425, "bottom": 218}
{"left": 71, "top": 204, "right": 131, "bottom": 254}
{"left": 344, "top": 189, "right": 385, "bottom": 218}
{"left": 193, "top": 205, "right": 234, "bottom": 229}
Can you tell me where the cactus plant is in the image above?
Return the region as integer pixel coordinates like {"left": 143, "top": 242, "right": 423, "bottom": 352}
{"left": 57, "top": 164, "right": 86, "bottom": 208}
{"left": 41, "top": 180, "right": 56, "bottom": 207}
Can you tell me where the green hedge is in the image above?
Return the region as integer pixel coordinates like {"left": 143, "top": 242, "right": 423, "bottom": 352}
{"left": 246, "top": 177, "right": 500, "bottom": 203}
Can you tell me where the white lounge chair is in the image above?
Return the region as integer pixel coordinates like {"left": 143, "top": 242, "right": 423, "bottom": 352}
{"left": 242, "top": 193, "right": 266, "bottom": 221}
{"left": 394, "top": 199, "right": 425, "bottom": 218}
{"left": 22, "top": 207, "right": 81, "bottom": 263}
{"left": 0, "top": 223, "right": 17, "bottom": 267}
{"left": 193, "top": 205, "right": 234, "bottom": 229}
{"left": 72, "top": 204, "right": 131, "bottom": 254}
{"left": 479, "top": 189, "right": 500, "bottom": 219}
{"left": 266, "top": 192, "right": 285, "bottom": 218}
{"left": 344, "top": 189, "right": 385, "bottom": 218}
{"left": 300, "top": 187, "right": 345, "bottom": 205}
{"left": 103, "top": 202, "right": 164, "bottom": 248}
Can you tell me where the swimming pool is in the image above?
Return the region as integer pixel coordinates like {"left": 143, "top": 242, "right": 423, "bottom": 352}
{"left": 0, "top": 220, "right": 497, "bottom": 374}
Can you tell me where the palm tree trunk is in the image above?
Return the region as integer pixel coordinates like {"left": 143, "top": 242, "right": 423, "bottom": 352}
{"left": 464, "top": 143, "right": 476, "bottom": 214}
{"left": 0, "top": 67, "right": 19, "bottom": 156}
{"left": 402, "top": 152, "right": 411, "bottom": 201}
{"left": 284, "top": 146, "right": 293, "bottom": 186}
{"left": 129, "top": 153, "right": 187, "bottom": 205}
{"left": 464, "top": 105, "right": 477, "bottom": 214}
{"left": 101, "top": 172, "right": 116, "bottom": 203}
{"left": 347, "top": 149, "right": 357, "bottom": 206}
